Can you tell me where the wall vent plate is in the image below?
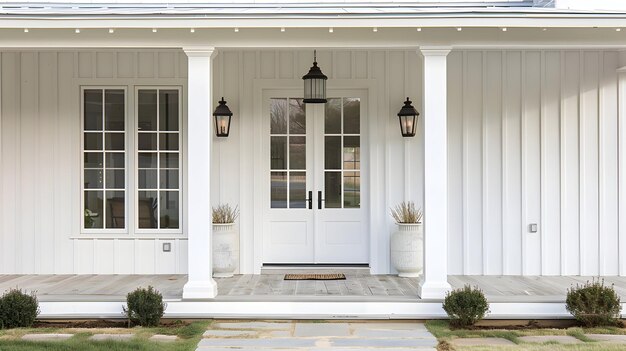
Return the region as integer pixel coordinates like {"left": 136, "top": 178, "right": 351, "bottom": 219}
{"left": 163, "top": 243, "right": 172, "bottom": 252}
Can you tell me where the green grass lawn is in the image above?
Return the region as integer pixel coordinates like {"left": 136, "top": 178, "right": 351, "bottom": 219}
{"left": 0, "top": 321, "right": 210, "bottom": 351}
{"left": 425, "top": 320, "right": 626, "bottom": 351}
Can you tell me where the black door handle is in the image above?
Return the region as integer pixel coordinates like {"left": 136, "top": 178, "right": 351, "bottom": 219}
{"left": 307, "top": 191, "right": 312, "bottom": 209}
{"left": 317, "top": 191, "right": 324, "bottom": 210}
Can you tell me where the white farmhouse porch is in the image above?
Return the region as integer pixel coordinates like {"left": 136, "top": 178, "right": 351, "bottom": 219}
{"left": 2, "top": 273, "right": 626, "bottom": 319}
{"left": 2, "top": 1, "right": 626, "bottom": 320}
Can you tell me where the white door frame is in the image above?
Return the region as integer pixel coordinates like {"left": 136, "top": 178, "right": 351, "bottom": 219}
{"left": 251, "top": 79, "right": 379, "bottom": 274}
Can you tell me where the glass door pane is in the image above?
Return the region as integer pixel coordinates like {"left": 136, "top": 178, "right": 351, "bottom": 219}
{"left": 323, "top": 97, "right": 361, "bottom": 209}
{"left": 269, "top": 98, "right": 307, "bottom": 209}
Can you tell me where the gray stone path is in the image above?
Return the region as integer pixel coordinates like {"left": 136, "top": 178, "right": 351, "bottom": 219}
{"left": 197, "top": 320, "right": 437, "bottom": 350}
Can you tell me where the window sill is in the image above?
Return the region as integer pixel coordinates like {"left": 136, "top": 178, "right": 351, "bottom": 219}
{"left": 71, "top": 234, "right": 187, "bottom": 240}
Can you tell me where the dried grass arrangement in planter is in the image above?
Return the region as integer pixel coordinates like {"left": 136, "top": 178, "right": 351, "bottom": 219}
{"left": 212, "top": 204, "right": 240, "bottom": 278}
{"left": 390, "top": 201, "right": 423, "bottom": 224}
{"left": 390, "top": 201, "right": 424, "bottom": 278}
{"left": 212, "top": 204, "right": 240, "bottom": 224}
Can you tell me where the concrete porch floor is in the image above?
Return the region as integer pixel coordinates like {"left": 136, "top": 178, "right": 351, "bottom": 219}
{"left": 2, "top": 271, "right": 626, "bottom": 303}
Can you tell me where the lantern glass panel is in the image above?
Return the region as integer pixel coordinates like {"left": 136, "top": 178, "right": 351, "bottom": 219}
{"left": 215, "top": 115, "right": 231, "bottom": 137}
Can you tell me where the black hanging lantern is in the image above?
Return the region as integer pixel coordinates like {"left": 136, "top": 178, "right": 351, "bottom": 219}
{"left": 302, "top": 50, "right": 328, "bottom": 103}
{"left": 213, "top": 97, "right": 233, "bottom": 137}
{"left": 397, "top": 97, "right": 419, "bottom": 137}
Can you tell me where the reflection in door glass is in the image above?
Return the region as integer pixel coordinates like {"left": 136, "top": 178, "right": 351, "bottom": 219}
{"left": 270, "top": 98, "right": 307, "bottom": 209}
{"left": 324, "top": 98, "right": 342, "bottom": 134}
{"left": 289, "top": 99, "right": 306, "bottom": 134}
{"left": 271, "top": 171, "right": 288, "bottom": 208}
{"left": 270, "top": 98, "right": 287, "bottom": 134}
{"left": 290, "top": 172, "right": 306, "bottom": 208}
{"left": 323, "top": 98, "right": 361, "bottom": 209}
{"left": 324, "top": 172, "right": 341, "bottom": 208}
{"left": 344, "top": 171, "right": 360, "bottom": 208}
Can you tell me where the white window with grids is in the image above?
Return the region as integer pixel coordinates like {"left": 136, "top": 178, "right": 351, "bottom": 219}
{"left": 136, "top": 87, "right": 182, "bottom": 232}
{"left": 82, "top": 87, "right": 127, "bottom": 232}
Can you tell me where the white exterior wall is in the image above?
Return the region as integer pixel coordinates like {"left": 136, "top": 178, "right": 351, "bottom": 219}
{"left": 0, "top": 49, "right": 190, "bottom": 274}
{"left": 447, "top": 49, "right": 623, "bottom": 276}
{"left": 0, "top": 47, "right": 624, "bottom": 276}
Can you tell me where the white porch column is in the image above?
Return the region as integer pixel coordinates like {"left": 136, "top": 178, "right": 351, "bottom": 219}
{"left": 182, "top": 47, "right": 218, "bottom": 299}
{"left": 418, "top": 47, "right": 452, "bottom": 299}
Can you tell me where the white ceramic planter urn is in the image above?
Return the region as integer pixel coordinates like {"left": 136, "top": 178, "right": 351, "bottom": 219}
{"left": 390, "top": 223, "right": 424, "bottom": 278}
{"left": 212, "top": 223, "right": 239, "bottom": 278}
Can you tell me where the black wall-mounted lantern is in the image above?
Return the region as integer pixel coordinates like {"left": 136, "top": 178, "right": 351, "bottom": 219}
{"left": 302, "top": 50, "right": 328, "bottom": 104}
{"left": 213, "top": 97, "right": 233, "bottom": 137}
{"left": 397, "top": 97, "right": 419, "bottom": 137}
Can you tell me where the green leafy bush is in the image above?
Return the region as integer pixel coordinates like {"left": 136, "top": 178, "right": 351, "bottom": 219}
{"left": 442, "top": 285, "right": 489, "bottom": 328}
{"left": 124, "top": 286, "right": 166, "bottom": 327}
{"left": 566, "top": 279, "right": 621, "bottom": 327}
{"left": 0, "top": 288, "right": 40, "bottom": 329}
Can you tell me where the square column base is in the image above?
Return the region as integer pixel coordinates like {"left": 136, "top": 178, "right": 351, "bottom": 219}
{"left": 418, "top": 279, "right": 451, "bottom": 300}
{"left": 182, "top": 279, "right": 218, "bottom": 300}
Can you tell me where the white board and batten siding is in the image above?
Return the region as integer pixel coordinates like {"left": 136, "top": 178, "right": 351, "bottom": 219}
{"left": 1, "top": 48, "right": 625, "bottom": 277}
{"left": 0, "top": 50, "right": 189, "bottom": 274}
{"left": 447, "top": 50, "right": 624, "bottom": 277}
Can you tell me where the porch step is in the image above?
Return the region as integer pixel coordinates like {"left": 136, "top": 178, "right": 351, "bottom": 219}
{"left": 196, "top": 320, "right": 437, "bottom": 350}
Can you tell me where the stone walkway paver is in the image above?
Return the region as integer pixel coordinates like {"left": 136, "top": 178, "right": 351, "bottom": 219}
{"left": 196, "top": 320, "right": 437, "bottom": 350}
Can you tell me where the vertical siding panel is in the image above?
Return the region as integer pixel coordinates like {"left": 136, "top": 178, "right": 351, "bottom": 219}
{"left": 76, "top": 240, "right": 94, "bottom": 274}
{"left": 335, "top": 51, "right": 351, "bottom": 79}
{"left": 599, "top": 51, "right": 619, "bottom": 275}
{"left": 503, "top": 51, "right": 523, "bottom": 275}
{"left": 137, "top": 52, "right": 155, "bottom": 78}
{"left": 1, "top": 53, "right": 18, "bottom": 273}
{"left": 561, "top": 51, "right": 581, "bottom": 275}
{"left": 114, "top": 239, "right": 135, "bottom": 274}
{"left": 20, "top": 52, "right": 37, "bottom": 274}
{"left": 55, "top": 52, "right": 75, "bottom": 273}
{"left": 388, "top": 52, "right": 405, "bottom": 221}
{"left": 522, "top": 51, "right": 542, "bottom": 275}
{"left": 408, "top": 52, "right": 424, "bottom": 211}
{"left": 116, "top": 52, "right": 134, "bottom": 78}
{"left": 221, "top": 51, "right": 241, "bottom": 208}
{"left": 78, "top": 52, "right": 92, "bottom": 78}
{"left": 259, "top": 51, "right": 275, "bottom": 79}
{"left": 483, "top": 51, "right": 503, "bottom": 275}
{"left": 238, "top": 51, "right": 256, "bottom": 273}
{"left": 38, "top": 52, "right": 57, "bottom": 274}
{"left": 95, "top": 239, "right": 115, "bottom": 273}
{"left": 158, "top": 52, "right": 176, "bottom": 78}
{"left": 278, "top": 51, "right": 294, "bottom": 79}
{"left": 447, "top": 51, "right": 464, "bottom": 274}
{"left": 542, "top": 51, "right": 562, "bottom": 275}
{"left": 463, "top": 51, "right": 483, "bottom": 274}
{"left": 354, "top": 51, "right": 368, "bottom": 79}
{"left": 96, "top": 52, "right": 114, "bottom": 78}
{"left": 580, "top": 51, "right": 600, "bottom": 276}
{"left": 619, "top": 69, "right": 626, "bottom": 276}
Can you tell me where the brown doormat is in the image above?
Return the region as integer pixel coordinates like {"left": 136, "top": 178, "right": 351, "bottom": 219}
{"left": 284, "top": 273, "right": 346, "bottom": 281}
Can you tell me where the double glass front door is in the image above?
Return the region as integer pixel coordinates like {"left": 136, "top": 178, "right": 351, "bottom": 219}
{"left": 262, "top": 90, "right": 368, "bottom": 264}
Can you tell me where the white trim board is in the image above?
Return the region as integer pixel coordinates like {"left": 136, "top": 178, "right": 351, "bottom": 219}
{"left": 37, "top": 301, "right": 626, "bottom": 320}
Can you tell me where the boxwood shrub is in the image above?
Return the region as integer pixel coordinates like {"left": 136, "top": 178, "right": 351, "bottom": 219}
{"left": 0, "top": 288, "right": 40, "bottom": 329}
{"left": 442, "top": 285, "right": 489, "bottom": 328}
{"left": 124, "top": 286, "right": 166, "bottom": 327}
{"left": 566, "top": 279, "right": 621, "bottom": 327}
